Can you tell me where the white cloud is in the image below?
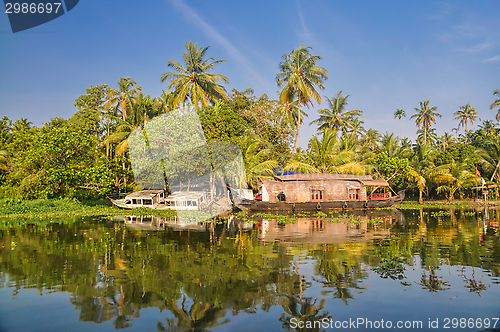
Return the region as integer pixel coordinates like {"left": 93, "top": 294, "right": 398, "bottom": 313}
{"left": 459, "top": 42, "right": 492, "bottom": 53}
{"left": 482, "top": 55, "right": 500, "bottom": 63}
{"left": 167, "top": 0, "right": 274, "bottom": 92}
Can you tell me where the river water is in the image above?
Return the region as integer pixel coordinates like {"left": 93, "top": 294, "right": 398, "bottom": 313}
{"left": 0, "top": 208, "right": 499, "bottom": 331}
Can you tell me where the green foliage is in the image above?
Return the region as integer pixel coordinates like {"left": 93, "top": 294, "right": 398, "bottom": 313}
{"left": 11, "top": 126, "right": 102, "bottom": 199}
{"left": 199, "top": 101, "right": 247, "bottom": 143}
{"left": 434, "top": 143, "right": 478, "bottom": 172}
{"left": 370, "top": 152, "right": 412, "bottom": 190}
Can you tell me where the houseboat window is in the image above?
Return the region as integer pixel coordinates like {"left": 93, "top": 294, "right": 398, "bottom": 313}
{"left": 348, "top": 189, "right": 360, "bottom": 200}
{"left": 277, "top": 192, "right": 286, "bottom": 202}
{"left": 311, "top": 190, "right": 324, "bottom": 201}
{"left": 125, "top": 200, "right": 131, "bottom": 205}
{"left": 142, "top": 199, "right": 153, "bottom": 205}
{"left": 132, "top": 199, "right": 137, "bottom": 204}
{"left": 192, "top": 201, "right": 197, "bottom": 206}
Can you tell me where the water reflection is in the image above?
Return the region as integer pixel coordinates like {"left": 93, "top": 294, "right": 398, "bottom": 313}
{"left": 0, "top": 208, "right": 499, "bottom": 332}
{"left": 255, "top": 209, "right": 404, "bottom": 244}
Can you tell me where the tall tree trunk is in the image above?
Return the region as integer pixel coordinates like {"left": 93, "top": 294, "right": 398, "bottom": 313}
{"left": 419, "top": 188, "right": 423, "bottom": 204}
{"left": 399, "top": 119, "right": 402, "bottom": 146}
{"left": 291, "top": 105, "right": 301, "bottom": 156}
{"left": 424, "top": 126, "right": 427, "bottom": 145}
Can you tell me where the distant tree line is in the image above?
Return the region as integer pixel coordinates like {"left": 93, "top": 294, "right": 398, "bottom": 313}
{"left": 1, "top": 41, "right": 499, "bottom": 203}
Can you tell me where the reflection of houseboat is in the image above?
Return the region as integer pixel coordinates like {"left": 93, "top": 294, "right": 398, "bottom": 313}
{"left": 110, "top": 190, "right": 208, "bottom": 210}
{"left": 113, "top": 215, "right": 207, "bottom": 231}
{"left": 236, "top": 174, "right": 404, "bottom": 212}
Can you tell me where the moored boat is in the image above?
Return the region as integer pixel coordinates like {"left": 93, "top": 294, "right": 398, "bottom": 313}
{"left": 235, "top": 173, "right": 404, "bottom": 212}
{"left": 110, "top": 190, "right": 209, "bottom": 211}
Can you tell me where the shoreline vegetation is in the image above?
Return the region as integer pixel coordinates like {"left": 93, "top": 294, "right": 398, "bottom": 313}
{"left": 0, "top": 42, "right": 499, "bottom": 208}
{"left": 0, "top": 198, "right": 494, "bottom": 222}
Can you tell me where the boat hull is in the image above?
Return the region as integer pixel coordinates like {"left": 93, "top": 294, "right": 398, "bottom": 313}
{"left": 236, "top": 190, "right": 405, "bottom": 212}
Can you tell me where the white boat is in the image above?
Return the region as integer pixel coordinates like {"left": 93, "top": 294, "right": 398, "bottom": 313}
{"left": 110, "top": 190, "right": 208, "bottom": 211}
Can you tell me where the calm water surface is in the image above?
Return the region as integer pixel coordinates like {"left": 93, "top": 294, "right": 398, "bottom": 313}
{"left": 0, "top": 208, "right": 499, "bottom": 331}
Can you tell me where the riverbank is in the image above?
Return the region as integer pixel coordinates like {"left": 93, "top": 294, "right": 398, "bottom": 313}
{"left": 0, "top": 198, "right": 177, "bottom": 221}
{"left": 0, "top": 198, "right": 497, "bottom": 222}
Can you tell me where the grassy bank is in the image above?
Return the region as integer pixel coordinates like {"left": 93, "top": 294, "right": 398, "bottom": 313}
{"left": 0, "top": 198, "right": 177, "bottom": 220}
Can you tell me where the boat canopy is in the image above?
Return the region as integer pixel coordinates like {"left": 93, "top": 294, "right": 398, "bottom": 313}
{"left": 360, "top": 179, "right": 389, "bottom": 186}
{"left": 274, "top": 174, "right": 372, "bottom": 181}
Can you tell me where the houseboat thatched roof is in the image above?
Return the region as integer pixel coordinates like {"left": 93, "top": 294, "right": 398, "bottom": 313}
{"left": 273, "top": 174, "right": 388, "bottom": 186}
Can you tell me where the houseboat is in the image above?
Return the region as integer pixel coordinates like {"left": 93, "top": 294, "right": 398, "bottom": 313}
{"left": 110, "top": 190, "right": 208, "bottom": 211}
{"left": 235, "top": 173, "right": 404, "bottom": 212}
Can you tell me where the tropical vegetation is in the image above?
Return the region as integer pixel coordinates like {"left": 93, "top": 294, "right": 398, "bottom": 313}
{"left": 0, "top": 41, "right": 498, "bottom": 204}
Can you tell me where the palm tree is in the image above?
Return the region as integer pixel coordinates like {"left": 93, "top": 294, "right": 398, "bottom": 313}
{"left": 454, "top": 103, "right": 478, "bottom": 134}
{"left": 12, "top": 118, "right": 32, "bottom": 132}
{"left": 410, "top": 143, "right": 436, "bottom": 204}
{"left": 105, "top": 77, "right": 142, "bottom": 121}
{"left": 394, "top": 109, "right": 406, "bottom": 145}
{"left": 241, "top": 135, "right": 279, "bottom": 190}
{"left": 285, "top": 129, "right": 365, "bottom": 174}
{"left": 416, "top": 127, "right": 438, "bottom": 146}
{"left": 491, "top": 89, "right": 500, "bottom": 120}
{"left": 410, "top": 100, "right": 442, "bottom": 145}
{"left": 161, "top": 41, "right": 229, "bottom": 108}
{"left": 477, "top": 138, "right": 500, "bottom": 181}
{"left": 478, "top": 120, "right": 497, "bottom": 136}
{"left": 347, "top": 117, "right": 366, "bottom": 140}
{"left": 276, "top": 45, "right": 328, "bottom": 155}
{"left": 435, "top": 161, "right": 479, "bottom": 200}
{"left": 436, "top": 132, "right": 456, "bottom": 151}
{"left": 361, "top": 128, "right": 381, "bottom": 150}
{"left": 311, "top": 91, "right": 363, "bottom": 133}
{"left": 0, "top": 150, "right": 8, "bottom": 171}
{"left": 378, "top": 132, "right": 412, "bottom": 159}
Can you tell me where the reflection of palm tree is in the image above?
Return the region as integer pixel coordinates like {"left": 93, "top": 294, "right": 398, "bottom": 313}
{"left": 313, "top": 250, "right": 366, "bottom": 305}
{"left": 159, "top": 297, "right": 229, "bottom": 332}
{"left": 279, "top": 296, "right": 330, "bottom": 332}
{"left": 418, "top": 267, "right": 450, "bottom": 292}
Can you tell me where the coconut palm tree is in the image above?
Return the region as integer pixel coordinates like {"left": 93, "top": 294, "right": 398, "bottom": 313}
{"left": 435, "top": 161, "right": 479, "bottom": 200}
{"left": 394, "top": 109, "right": 406, "bottom": 145}
{"left": 361, "top": 128, "right": 381, "bottom": 151}
{"left": 347, "top": 117, "right": 366, "bottom": 141}
{"left": 161, "top": 41, "right": 229, "bottom": 108}
{"left": 410, "top": 100, "right": 442, "bottom": 145}
{"left": 491, "top": 89, "right": 500, "bottom": 120}
{"left": 436, "top": 132, "right": 456, "bottom": 151}
{"left": 12, "top": 118, "right": 32, "bottom": 132}
{"left": 0, "top": 150, "right": 8, "bottom": 171}
{"left": 285, "top": 129, "right": 365, "bottom": 174}
{"left": 311, "top": 91, "right": 363, "bottom": 133}
{"left": 478, "top": 120, "right": 498, "bottom": 136}
{"left": 276, "top": 45, "right": 328, "bottom": 155}
{"left": 410, "top": 143, "right": 436, "bottom": 204}
{"left": 378, "top": 132, "right": 412, "bottom": 159}
{"left": 417, "top": 127, "right": 438, "bottom": 146}
{"left": 105, "top": 77, "right": 142, "bottom": 121}
{"left": 477, "top": 138, "right": 500, "bottom": 181}
{"left": 454, "top": 103, "right": 478, "bottom": 135}
{"left": 241, "top": 135, "right": 279, "bottom": 190}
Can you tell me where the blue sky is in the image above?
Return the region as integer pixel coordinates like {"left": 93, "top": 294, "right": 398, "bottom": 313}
{"left": 1, "top": 0, "right": 499, "bottom": 148}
